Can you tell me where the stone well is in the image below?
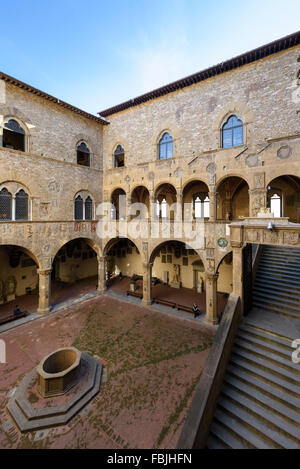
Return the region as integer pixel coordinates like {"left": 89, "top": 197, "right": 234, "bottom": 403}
{"left": 37, "top": 347, "right": 81, "bottom": 397}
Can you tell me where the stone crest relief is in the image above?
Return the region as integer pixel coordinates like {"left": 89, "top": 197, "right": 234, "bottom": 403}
{"left": 254, "top": 172, "right": 265, "bottom": 189}
{"left": 277, "top": 145, "right": 292, "bottom": 160}
{"left": 39, "top": 202, "right": 50, "bottom": 218}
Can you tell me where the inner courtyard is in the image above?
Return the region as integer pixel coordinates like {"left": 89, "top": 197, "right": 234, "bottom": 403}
{"left": 0, "top": 30, "right": 299, "bottom": 449}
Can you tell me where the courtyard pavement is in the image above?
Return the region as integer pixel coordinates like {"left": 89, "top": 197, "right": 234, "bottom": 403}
{"left": 0, "top": 294, "right": 214, "bottom": 449}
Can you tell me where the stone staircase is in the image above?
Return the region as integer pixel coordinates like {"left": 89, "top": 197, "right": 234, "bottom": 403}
{"left": 253, "top": 245, "right": 300, "bottom": 320}
{"left": 207, "top": 245, "right": 300, "bottom": 449}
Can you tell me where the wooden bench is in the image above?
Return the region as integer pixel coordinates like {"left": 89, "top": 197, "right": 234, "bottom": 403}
{"left": 126, "top": 291, "right": 143, "bottom": 299}
{"left": 0, "top": 311, "right": 28, "bottom": 326}
{"left": 154, "top": 298, "right": 176, "bottom": 308}
{"left": 177, "top": 304, "right": 194, "bottom": 314}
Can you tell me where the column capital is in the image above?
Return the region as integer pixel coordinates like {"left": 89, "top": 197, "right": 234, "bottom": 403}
{"left": 97, "top": 255, "right": 106, "bottom": 262}
{"left": 37, "top": 269, "right": 52, "bottom": 276}
{"left": 205, "top": 272, "right": 219, "bottom": 281}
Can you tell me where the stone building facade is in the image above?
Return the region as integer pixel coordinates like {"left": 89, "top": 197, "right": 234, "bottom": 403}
{"left": 0, "top": 31, "right": 299, "bottom": 324}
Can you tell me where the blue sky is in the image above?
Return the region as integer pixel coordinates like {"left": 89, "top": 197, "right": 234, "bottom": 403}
{"left": 1, "top": 0, "right": 299, "bottom": 114}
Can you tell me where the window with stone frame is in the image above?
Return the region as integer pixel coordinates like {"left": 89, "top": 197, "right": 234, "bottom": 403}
{"left": 222, "top": 115, "right": 243, "bottom": 148}
{"left": 76, "top": 141, "right": 90, "bottom": 167}
{"left": 158, "top": 132, "right": 173, "bottom": 159}
{"left": 15, "top": 189, "right": 29, "bottom": 220}
{"left": 85, "top": 196, "right": 93, "bottom": 220}
{"left": 114, "top": 145, "right": 125, "bottom": 168}
{"left": 0, "top": 188, "right": 12, "bottom": 220}
{"left": 74, "top": 195, "right": 84, "bottom": 220}
{"left": 3, "top": 119, "right": 26, "bottom": 152}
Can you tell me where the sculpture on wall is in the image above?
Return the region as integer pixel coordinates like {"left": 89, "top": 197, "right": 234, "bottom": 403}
{"left": 171, "top": 264, "right": 181, "bottom": 289}
{"left": 5, "top": 276, "right": 17, "bottom": 302}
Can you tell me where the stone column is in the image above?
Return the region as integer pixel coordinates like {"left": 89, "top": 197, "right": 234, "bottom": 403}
{"left": 142, "top": 262, "right": 152, "bottom": 306}
{"left": 205, "top": 272, "right": 219, "bottom": 325}
{"left": 97, "top": 256, "right": 107, "bottom": 294}
{"left": 208, "top": 187, "right": 217, "bottom": 221}
{"left": 37, "top": 269, "right": 51, "bottom": 315}
{"left": 126, "top": 194, "right": 132, "bottom": 222}
{"left": 232, "top": 247, "right": 243, "bottom": 305}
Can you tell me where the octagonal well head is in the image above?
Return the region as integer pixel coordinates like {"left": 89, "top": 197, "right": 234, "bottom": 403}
{"left": 37, "top": 347, "right": 81, "bottom": 398}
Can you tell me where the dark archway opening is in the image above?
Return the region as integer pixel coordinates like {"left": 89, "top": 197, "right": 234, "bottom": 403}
{"left": 0, "top": 245, "right": 38, "bottom": 323}
{"left": 51, "top": 239, "right": 98, "bottom": 308}
{"left": 105, "top": 238, "right": 142, "bottom": 297}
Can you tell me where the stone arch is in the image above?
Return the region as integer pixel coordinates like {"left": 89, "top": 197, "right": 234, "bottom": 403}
{"left": 0, "top": 105, "right": 33, "bottom": 126}
{"left": 1, "top": 114, "right": 31, "bottom": 153}
{"left": 216, "top": 175, "right": 250, "bottom": 221}
{"left": 51, "top": 236, "right": 101, "bottom": 262}
{"left": 72, "top": 134, "right": 96, "bottom": 156}
{"left": 213, "top": 101, "right": 254, "bottom": 131}
{"left": 103, "top": 236, "right": 142, "bottom": 258}
{"left": 182, "top": 177, "right": 209, "bottom": 193}
{"left": 0, "top": 243, "right": 41, "bottom": 268}
{"left": 216, "top": 173, "right": 251, "bottom": 190}
{"left": 0, "top": 180, "right": 32, "bottom": 197}
{"left": 149, "top": 239, "right": 205, "bottom": 266}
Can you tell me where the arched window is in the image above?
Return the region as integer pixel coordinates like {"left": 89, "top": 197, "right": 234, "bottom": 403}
{"left": 85, "top": 196, "right": 93, "bottom": 220}
{"left": 15, "top": 189, "right": 28, "bottom": 220}
{"left": 193, "top": 194, "right": 210, "bottom": 218}
{"left": 270, "top": 193, "right": 282, "bottom": 217}
{"left": 222, "top": 115, "right": 243, "bottom": 148}
{"left": 114, "top": 145, "right": 125, "bottom": 168}
{"left": 0, "top": 188, "right": 12, "bottom": 220}
{"left": 203, "top": 196, "right": 210, "bottom": 218}
{"left": 77, "top": 142, "right": 90, "bottom": 166}
{"left": 3, "top": 119, "right": 25, "bottom": 152}
{"left": 159, "top": 132, "right": 173, "bottom": 159}
{"left": 74, "top": 195, "right": 83, "bottom": 220}
{"left": 194, "top": 196, "right": 202, "bottom": 218}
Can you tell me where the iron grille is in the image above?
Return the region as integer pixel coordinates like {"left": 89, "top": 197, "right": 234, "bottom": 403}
{"left": 0, "top": 188, "right": 12, "bottom": 220}
{"left": 74, "top": 196, "right": 83, "bottom": 220}
{"left": 15, "top": 190, "right": 28, "bottom": 220}
{"left": 85, "top": 196, "right": 93, "bottom": 220}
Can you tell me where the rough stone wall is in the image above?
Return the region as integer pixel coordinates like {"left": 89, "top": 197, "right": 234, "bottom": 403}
{"left": 102, "top": 46, "right": 300, "bottom": 170}
{"left": 1, "top": 84, "right": 103, "bottom": 168}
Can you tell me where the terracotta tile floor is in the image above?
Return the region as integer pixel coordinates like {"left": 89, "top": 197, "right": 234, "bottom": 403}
{"left": 0, "top": 294, "right": 214, "bottom": 449}
{"left": 109, "top": 276, "right": 228, "bottom": 315}
{"left": 0, "top": 276, "right": 98, "bottom": 321}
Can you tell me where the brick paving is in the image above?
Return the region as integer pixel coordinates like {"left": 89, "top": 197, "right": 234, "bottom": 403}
{"left": 0, "top": 294, "right": 214, "bottom": 449}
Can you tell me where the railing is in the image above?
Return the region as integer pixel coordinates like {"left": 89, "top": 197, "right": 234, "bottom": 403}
{"left": 176, "top": 293, "right": 241, "bottom": 449}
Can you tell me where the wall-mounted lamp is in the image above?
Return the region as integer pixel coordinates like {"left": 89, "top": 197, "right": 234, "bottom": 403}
{"left": 267, "top": 222, "right": 274, "bottom": 232}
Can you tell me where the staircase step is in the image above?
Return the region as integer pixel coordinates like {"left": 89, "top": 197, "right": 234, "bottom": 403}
{"left": 256, "top": 266, "right": 300, "bottom": 281}
{"left": 252, "top": 300, "right": 300, "bottom": 320}
{"left": 208, "top": 421, "right": 249, "bottom": 449}
{"left": 224, "top": 372, "right": 300, "bottom": 425}
{"left": 230, "top": 354, "right": 300, "bottom": 396}
{"left": 214, "top": 407, "right": 274, "bottom": 449}
{"left": 260, "top": 257, "right": 300, "bottom": 270}
{"left": 237, "top": 330, "right": 293, "bottom": 361}
{"left": 232, "top": 344, "right": 300, "bottom": 382}
{"left": 255, "top": 274, "right": 300, "bottom": 290}
{"left": 238, "top": 324, "right": 292, "bottom": 350}
{"left": 218, "top": 393, "right": 299, "bottom": 448}
{"left": 252, "top": 289, "right": 300, "bottom": 310}
{"left": 206, "top": 434, "right": 228, "bottom": 449}
{"left": 260, "top": 252, "right": 300, "bottom": 262}
{"left": 253, "top": 285, "right": 300, "bottom": 303}
{"left": 263, "top": 247, "right": 300, "bottom": 255}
